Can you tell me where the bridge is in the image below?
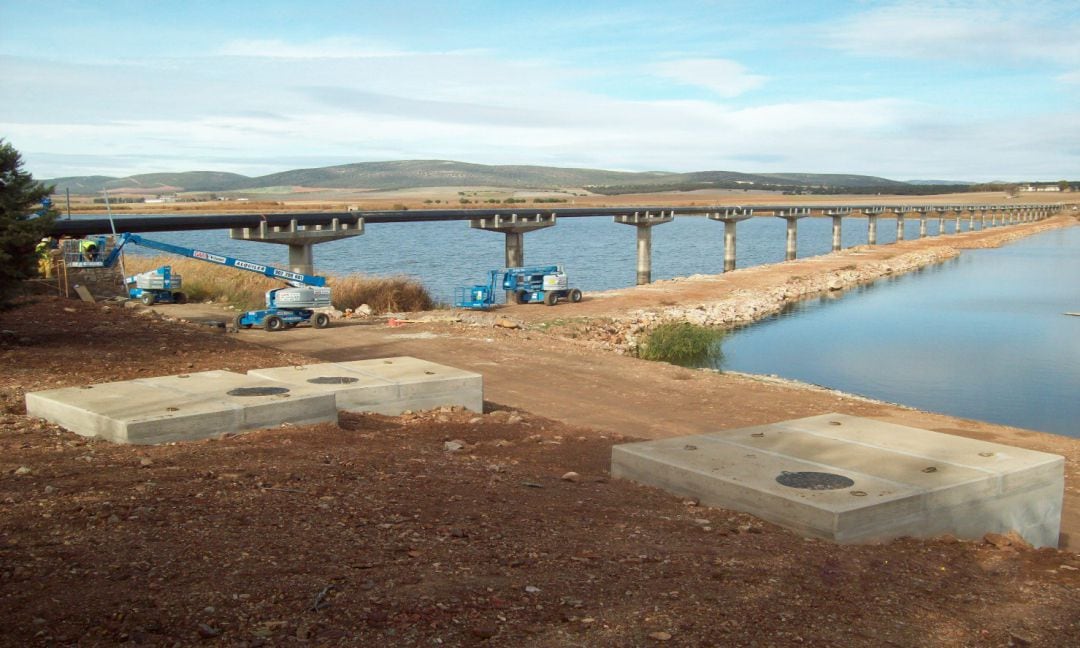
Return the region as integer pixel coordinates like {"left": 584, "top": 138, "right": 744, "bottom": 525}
{"left": 51, "top": 203, "right": 1063, "bottom": 283}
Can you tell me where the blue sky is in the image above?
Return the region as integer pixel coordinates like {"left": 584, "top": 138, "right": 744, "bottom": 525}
{"left": 1, "top": 0, "right": 1077, "bottom": 181}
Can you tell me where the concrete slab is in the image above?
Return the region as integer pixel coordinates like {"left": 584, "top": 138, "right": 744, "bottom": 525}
{"left": 247, "top": 357, "right": 483, "bottom": 415}
{"left": 26, "top": 370, "right": 338, "bottom": 445}
{"left": 611, "top": 413, "right": 1064, "bottom": 547}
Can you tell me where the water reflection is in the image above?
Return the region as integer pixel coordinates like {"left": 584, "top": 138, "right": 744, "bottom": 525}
{"left": 711, "top": 228, "right": 1080, "bottom": 437}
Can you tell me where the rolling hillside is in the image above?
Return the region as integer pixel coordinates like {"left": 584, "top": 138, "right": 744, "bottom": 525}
{"left": 45, "top": 160, "right": 934, "bottom": 195}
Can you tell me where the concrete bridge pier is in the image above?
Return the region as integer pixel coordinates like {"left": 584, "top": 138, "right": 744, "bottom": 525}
{"left": 471, "top": 212, "right": 557, "bottom": 301}
{"left": 707, "top": 208, "right": 754, "bottom": 272}
{"left": 980, "top": 208, "right": 989, "bottom": 229}
{"left": 777, "top": 208, "right": 809, "bottom": 261}
{"left": 865, "top": 207, "right": 883, "bottom": 245}
{"left": 614, "top": 210, "right": 675, "bottom": 284}
{"left": 893, "top": 208, "right": 907, "bottom": 241}
{"left": 826, "top": 208, "right": 851, "bottom": 252}
{"left": 968, "top": 207, "right": 977, "bottom": 231}
{"left": 916, "top": 209, "right": 929, "bottom": 238}
{"left": 229, "top": 217, "right": 365, "bottom": 275}
{"left": 936, "top": 209, "right": 947, "bottom": 235}
{"left": 954, "top": 210, "right": 963, "bottom": 233}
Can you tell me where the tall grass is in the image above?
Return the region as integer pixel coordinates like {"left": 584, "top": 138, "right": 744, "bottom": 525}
{"left": 638, "top": 321, "right": 725, "bottom": 366}
{"left": 123, "top": 256, "right": 433, "bottom": 313}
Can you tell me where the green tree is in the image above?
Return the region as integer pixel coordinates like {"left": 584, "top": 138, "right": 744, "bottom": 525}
{"left": 0, "top": 139, "right": 57, "bottom": 301}
{"left": 1059, "top": 180, "right": 1071, "bottom": 192}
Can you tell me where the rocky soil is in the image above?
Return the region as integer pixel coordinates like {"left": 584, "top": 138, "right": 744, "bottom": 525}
{"left": 2, "top": 298, "right": 1079, "bottom": 647}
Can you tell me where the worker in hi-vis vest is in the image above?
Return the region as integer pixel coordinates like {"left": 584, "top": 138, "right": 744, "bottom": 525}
{"left": 80, "top": 238, "right": 100, "bottom": 262}
{"left": 36, "top": 238, "right": 54, "bottom": 278}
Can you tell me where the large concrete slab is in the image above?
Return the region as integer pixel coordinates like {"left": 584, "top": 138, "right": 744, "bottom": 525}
{"left": 26, "top": 370, "right": 338, "bottom": 445}
{"left": 611, "top": 414, "right": 1064, "bottom": 547}
{"left": 247, "top": 356, "right": 483, "bottom": 415}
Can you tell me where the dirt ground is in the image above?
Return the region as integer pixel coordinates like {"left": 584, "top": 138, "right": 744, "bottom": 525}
{"left": 2, "top": 216, "right": 1079, "bottom": 646}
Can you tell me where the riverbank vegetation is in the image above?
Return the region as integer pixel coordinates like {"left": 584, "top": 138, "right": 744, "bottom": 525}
{"left": 123, "top": 256, "right": 433, "bottom": 313}
{"left": 637, "top": 321, "right": 725, "bottom": 366}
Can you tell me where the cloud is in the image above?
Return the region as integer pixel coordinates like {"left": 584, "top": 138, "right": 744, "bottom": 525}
{"left": 218, "top": 37, "right": 405, "bottom": 59}
{"left": 650, "top": 58, "right": 766, "bottom": 97}
{"left": 822, "top": 2, "right": 1080, "bottom": 67}
{"left": 3, "top": 35, "right": 1076, "bottom": 182}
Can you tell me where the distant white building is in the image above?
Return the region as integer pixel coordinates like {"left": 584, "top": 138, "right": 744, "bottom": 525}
{"left": 1020, "top": 184, "right": 1061, "bottom": 192}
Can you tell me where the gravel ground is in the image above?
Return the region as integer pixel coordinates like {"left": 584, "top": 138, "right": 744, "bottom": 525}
{"left": 1, "top": 298, "right": 1078, "bottom": 647}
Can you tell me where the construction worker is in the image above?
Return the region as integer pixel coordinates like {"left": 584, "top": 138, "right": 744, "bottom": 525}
{"left": 36, "top": 238, "right": 54, "bottom": 278}
{"left": 80, "top": 238, "right": 100, "bottom": 262}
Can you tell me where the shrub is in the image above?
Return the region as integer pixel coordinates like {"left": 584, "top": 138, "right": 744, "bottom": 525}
{"left": 123, "top": 256, "right": 433, "bottom": 313}
{"left": 638, "top": 321, "right": 725, "bottom": 366}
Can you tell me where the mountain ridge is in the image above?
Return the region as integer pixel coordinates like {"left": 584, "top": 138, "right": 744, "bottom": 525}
{"left": 44, "top": 160, "right": 951, "bottom": 195}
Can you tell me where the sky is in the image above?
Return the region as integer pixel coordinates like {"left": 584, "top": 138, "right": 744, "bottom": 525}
{"left": 1, "top": 0, "right": 1078, "bottom": 182}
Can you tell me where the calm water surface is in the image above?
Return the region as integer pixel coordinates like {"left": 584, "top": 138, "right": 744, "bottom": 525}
{"left": 85, "top": 214, "right": 935, "bottom": 302}
{"left": 711, "top": 226, "right": 1080, "bottom": 437}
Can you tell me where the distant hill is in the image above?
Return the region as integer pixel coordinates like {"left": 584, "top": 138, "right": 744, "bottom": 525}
{"left": 44, "top": 160, "right": 959, "bottom": 195}
{"left": 46, "top": 171, "right": 251, "bottom": 194}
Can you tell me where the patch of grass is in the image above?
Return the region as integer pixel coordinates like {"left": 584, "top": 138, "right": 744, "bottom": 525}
{"left": 638, "top": 321, "right": 725, "bottom": 366}
{"left": 123, "top": 256, "right": 433, "bottom": 313}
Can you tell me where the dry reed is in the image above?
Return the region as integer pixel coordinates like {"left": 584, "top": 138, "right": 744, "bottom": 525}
{"left": 123, "top": 256, "right": 433, "bottom": 313}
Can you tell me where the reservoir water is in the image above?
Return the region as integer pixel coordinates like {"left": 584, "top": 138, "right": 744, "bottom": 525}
{"left": 710, "top": 226, "right": 1080, "bottom": 438}
{"left": 86, "top": 214, "right": 936, "bottom": 302}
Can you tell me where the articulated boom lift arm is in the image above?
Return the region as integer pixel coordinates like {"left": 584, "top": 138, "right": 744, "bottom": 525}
{"left": 103, "top": 233, "right": 326, "bottom": 287}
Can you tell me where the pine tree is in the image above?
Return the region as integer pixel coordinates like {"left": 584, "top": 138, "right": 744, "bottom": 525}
{"left": 0, "top": 139, "right": 57, "bottom": 302}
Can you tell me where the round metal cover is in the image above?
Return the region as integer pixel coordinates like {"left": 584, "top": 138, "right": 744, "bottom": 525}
{"left": 227, "top": 386, "right": 290, "bottom": 397}
{"left": 308, "top": 376, "right": 360, "bottom": 385}
{"left": 776, "top": 471, "right": 854, "bottom": 490}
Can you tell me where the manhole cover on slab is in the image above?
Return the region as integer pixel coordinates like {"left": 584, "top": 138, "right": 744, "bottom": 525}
{"left": 227, "top": 386, "right": 290, "bottom": 397}
{"left": 776, "top": 471, "right": 855, "bottom": 491}
{"left": 308, "top": 376, "right": 360, "bottom": 385}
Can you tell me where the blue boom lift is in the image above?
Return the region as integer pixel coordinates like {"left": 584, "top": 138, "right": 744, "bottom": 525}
{"left": 99, "top": 233, "right": 333, "bottom": 331}
{"left": 455, "top": 265, "right": 582, "bottom": 309}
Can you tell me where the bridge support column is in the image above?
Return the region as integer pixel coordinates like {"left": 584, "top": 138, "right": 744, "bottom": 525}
{"left": 980, "top": 209, "right": 988, "bottom": 229}
{"left": 230, "top": 217, "right": 364, "bottom": 275}
{"left": 866, "top": 208, "right": 882, "bottom": 245}
{"left": 470, "top": 212, "right": 557, "bottom": 301}
{"left": 936, "top": 209, "right": 947, "bottom": 235}
{"left": 968, "top": 207, "right": 976, "bottom": 231}
{"left": 917, "top": 209, "right": 928, "bottom": 238}
{"left": 894, "top": 209, "right": 907, "bottom": 241}
{"left": 954, "top": 210, "right": 963, "bottom": 234}
{"left": 614, "top": 210, "right": 674, "bottom": 284}
{"left": 826, "top": 208, "right": 850, "bottom": 252}
{"left": 707, "top": 208, "right": 754, "bottom": 271}
{"left": 777, "top": 208, "right": 809, "bottom": 261}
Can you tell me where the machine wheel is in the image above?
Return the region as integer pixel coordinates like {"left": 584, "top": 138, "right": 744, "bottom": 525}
{"left": 234, "top": 315, "right": 251, "bottom": 330}
{"left": 543, "top": 291, "right": 558, "bottom": 306}
{"left": 313, "top": 313, "right": 330, "bottom": 329}
{"left": 264, "top": 315, "right": 285, "bottom": 332}
{"left": 515, "top": 290, "right": 529, "bottom": 304}
{"left": 172, "top": 291, "right": 187, "bottom": 304}
{"left": 140, "top": 293, "right": 156, "bottom": 306}
{"left": 568, "top": 288, "right": 582, "bottom": 303}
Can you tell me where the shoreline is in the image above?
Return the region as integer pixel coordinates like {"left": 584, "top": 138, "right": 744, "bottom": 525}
{"left": 521, "top": 216, "right": 1074, "bottom": 352}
